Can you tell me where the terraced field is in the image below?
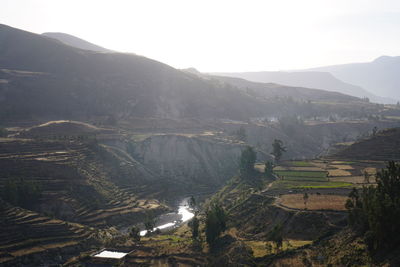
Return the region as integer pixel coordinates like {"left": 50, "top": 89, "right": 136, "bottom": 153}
{"left": 0, "top": 138, "right": 166, "bottom": 226}
{"left": 0, "top": 200, "right": 97, "bottom": 265}
{"left": 271, "top": 159, "right": 387, "bottom": 210}
{"left": 0, "top": 137, "right": 172, "bottom": 265}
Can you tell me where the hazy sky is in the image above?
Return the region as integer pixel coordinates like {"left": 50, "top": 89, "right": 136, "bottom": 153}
{"left": 2, "top": 0, "right": 400, "bottom": 71}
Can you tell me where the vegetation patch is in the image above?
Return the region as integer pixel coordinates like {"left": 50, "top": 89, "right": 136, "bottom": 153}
{"left": 287, "top": 161, "right": 315, "bottom": 167}
{"left": 275, "top": 170, "right": 327, "bottom": 182}
{"left": 245, "top": 240, "right": 312, "bottom": 257}
{"left": 275, "top": 170, "right": 327, "bottom": 178}
{"left": 271, "top": 180, "right": 352, "bottom": 189}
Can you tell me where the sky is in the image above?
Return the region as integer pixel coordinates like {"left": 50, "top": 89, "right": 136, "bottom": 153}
{"left": 2, "top": 0, "right": 400, "bottom": 72}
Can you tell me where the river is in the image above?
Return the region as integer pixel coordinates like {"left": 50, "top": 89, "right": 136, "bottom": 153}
{"left": 139, "top": 197, "right": 195, "bottom": 236}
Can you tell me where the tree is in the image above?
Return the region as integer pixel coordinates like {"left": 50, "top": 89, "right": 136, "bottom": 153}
{"left": 264, "top": 161, "right": 274, "bottom": 178}
{"left": 303, "top": 192, "right": 309, "bottom": 209}
{"left": 205, "top": 203, "right": 227, "bottom": 246}
{"left": 188, "top": 216, "right": 200, "bottom": 239}
{"left": 143, "top": 212, "right": 156, "bottom": 234}
{"left": 271, "top": 139, "right": 286, "bottom": 162}
{"left": 1, "top": 178, "right": 41, "bottom": 209}
{"left": 267, "top": 224, "right": 283, "bottom": 252}
{"left": 239, "top": 146, "right": 256, "bottom": 178}
{"left": 0, "top": 128, "right": 7, "bottom": 137}
{"left": 363, "top": 170, "right": 370, "bottom": 184}
{"left": 235, "top": 126, "right": 247, "bottom": 141}
{"left": 130, "top": 226, "right": 141, "bottom": 241}
{"left": 188, "top": 196, "right": 196, "bottom": 210}
{"left": 372, "top": 126, "right": 378, "bottom": 136}
{"left": 346, "top": 162, "right": 400, "bottom": 252}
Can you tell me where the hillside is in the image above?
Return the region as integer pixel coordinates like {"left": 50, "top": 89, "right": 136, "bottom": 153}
{"left": 0, "top": 24, "right": 382, "bottom": 125}
{"left": 42, "top": 32, "right": 111, "bottom": 52}
{"left": 0, "top": 24, "right": 266, "bottom": 123}
{"left": 308, "top": 56, "right": 400, "bottom": 102}
{"left": 0, "top": 137, "right": 168, "bottom": 227}
{"left": 213, "top": 70, "right": 388, "bottom": 103}
{"left": 333, "top": 128, "right": 400, "bottom": 161}
{"left": 0, "top": 200, "right": 101, "bottom": 266}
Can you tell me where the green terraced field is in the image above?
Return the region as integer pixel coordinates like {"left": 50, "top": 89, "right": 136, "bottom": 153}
{"left": 271, "top": 180, "right": 352, "bottom": 189}
{"left": 287, "top": 161, "right": 315, "bottom": 167}
{"left": 275, "top": 170, "right": 327, "bottom": 178}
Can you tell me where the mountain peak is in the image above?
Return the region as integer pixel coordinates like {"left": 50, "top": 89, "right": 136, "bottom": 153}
{"left": 42, "top": 32, "right": 111, "bottom": 52}
{"left": 373, "top": 55, "right": 400, "bottom": 63}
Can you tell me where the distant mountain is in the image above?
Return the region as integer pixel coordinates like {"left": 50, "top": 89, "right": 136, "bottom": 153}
{"left": 210, "top": 75, "right": 360, "bottom": 103}
{"left": 42, "top": 32, "right": 111, "bottom": 52}
{"left": 0, "top": 24, "right": 377, "bottom": 124}
{"left": 213, "top": 71, "right": 390, "bottom": 103}
{"left": 308, "top": 56, "right": 400, "bottom": 103}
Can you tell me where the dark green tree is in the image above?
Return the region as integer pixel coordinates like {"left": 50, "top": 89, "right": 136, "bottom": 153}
{"left": 346, "top": 162, "right": 400, "bottom": 252}
{"left": 271, "top": 139, "right": 286, "bottom": 162}
{"left": 188, "top": 196, "right": 196, "bottom": 209}
{"left": 1, "top": 178, "right": 41, "bottom": 209}
{"left": 205, "top": 203, "right": 227, "bottom": 246}
{"left": 143, "top": 211, "right": 156, "bottom": 234}
{"left": 372, "top": 126, "right": 378, "bottom": 136}
{"left": 239, "top": 146, "right": 257, "bottom": 178}
{"left": 303, "top": 192, "right": 309, "bottom": 209}
{"left": 267, "top": 224, "right": 283, "bottom": 252}
{"left": 0, "top": 128, "right": 7, "bottom": 137}
{"left": 264, "top": 161, "right": 274, "bottom": 178}
{"left": 188, "top": 216, "right": 200, "bottom": 239}
{"left": 130, "top": 226, "right": 141, "bottom": 241}
{"left": 235, "top": 126, "right": 247, "bottom": 141}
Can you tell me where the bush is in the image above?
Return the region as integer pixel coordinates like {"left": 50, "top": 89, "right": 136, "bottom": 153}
{"left": 1, "top": 178, "right": 41, "bottom": 208}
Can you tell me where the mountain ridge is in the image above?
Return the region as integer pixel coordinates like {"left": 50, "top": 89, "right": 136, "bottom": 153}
{"left": 307, "top": 55, "right": 400, "bottom": 102}
{"left": 42, "top": 32, "right": 111, "bottom": 52}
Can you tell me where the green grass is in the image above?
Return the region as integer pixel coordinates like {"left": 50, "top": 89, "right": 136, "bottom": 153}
{"left": 332, "top": 161, "right": 357, "bottom": 165}
{"left": 288, "top": 161, "right": 314, "bottom": 167}
{"left": 271, "top": 180, "right": 352, "bottom": 189}
{"left": 275, "top": 170, "right": 327, "bottom": 178}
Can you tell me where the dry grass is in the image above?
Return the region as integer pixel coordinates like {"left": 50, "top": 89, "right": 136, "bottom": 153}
{"left": 330, "top": 164, "right": 354, "bottom": 170}
{"left": 245, "top": 240, "right": 312, "bottom": 257}
{"left": 254, "top": 163, "right": 265, "bottom": 172}
{"left": 328, "top": 169, "right": 352, "bottom": 177}
{"left": 273, "top": 166, "right": 288, "bottom": 171}
{"left": 330, "top": 176, "right": 365, "bottom": 184}
{"left": 363, "top": 167, "right": 377, "bottom": 175}
{"left": 280, "top": 194, "right": 347, "bottom": 211}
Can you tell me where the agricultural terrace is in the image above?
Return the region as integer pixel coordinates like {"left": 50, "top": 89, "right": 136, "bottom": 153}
{"left": 268, "top": 160, "right": 386, "bottom": 211}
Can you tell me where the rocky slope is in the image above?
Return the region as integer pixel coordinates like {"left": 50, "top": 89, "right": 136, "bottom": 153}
{"left": 130, "top": 134, "right": 247, "bottom": 194}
